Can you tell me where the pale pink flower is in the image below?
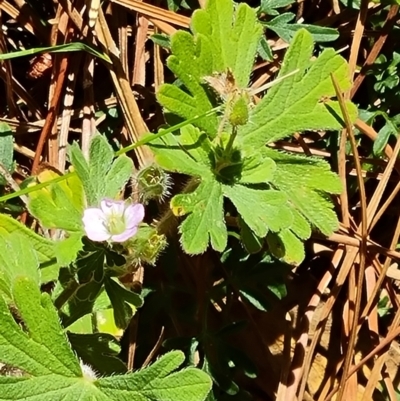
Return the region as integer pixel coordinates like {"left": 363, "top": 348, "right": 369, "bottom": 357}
{"left": 82, "top": 199, "right": 144, "bottom": 243}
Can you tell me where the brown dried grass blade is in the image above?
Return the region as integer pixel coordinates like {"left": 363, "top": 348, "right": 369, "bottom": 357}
{"left": 110, "top": 0, "right": 190, "bottom": 28}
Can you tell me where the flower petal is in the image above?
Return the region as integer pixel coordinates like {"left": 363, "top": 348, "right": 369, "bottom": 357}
{"left": 82, "top": 208, "right": 110, "bottom": 242}
{"left": 124, "top": 203, "right": 145, "bottom": 228}
{"left": 100, "top": 198, "right": 125, "bottom": 217}
{"left": 111, "top": 226, "right": 138, "bottom": 242}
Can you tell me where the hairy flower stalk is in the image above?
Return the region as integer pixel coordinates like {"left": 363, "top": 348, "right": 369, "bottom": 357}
{"left": 83, "top": 199, "right": 144, "bottom": 242}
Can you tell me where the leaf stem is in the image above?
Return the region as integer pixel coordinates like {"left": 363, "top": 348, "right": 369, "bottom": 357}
{"left": 54, "top": 280, "right": 80, "bottom": 310}
{"left": 224, "top": 127, "right": 237, "bottom": 155}
{"left": 156, "top": 178, "right": 200, "bottom": 236}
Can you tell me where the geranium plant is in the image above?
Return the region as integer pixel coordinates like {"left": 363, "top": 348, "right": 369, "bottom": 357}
{"left": 0, "top": 0, "right": 357, "bottom": 399}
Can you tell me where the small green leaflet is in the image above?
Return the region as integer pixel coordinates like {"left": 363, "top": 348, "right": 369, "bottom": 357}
{"left": 263, "top": 13, "right": 339, "bottom": 43}
{"left": 0, "top": 277, "right": 212, "bottom": 401}
{"left": 150, "top": 33, "right": 171, "bottom": 49}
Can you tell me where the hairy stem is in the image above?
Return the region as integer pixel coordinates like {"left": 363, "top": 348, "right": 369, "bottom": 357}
{"left": 156, "top": 177, "right": 200, "bottom": 236}
{"left": 54, "top": 280, "right": 80, "bottom": 310}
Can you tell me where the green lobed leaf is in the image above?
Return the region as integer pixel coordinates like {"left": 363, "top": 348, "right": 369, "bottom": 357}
{"left": 150, "top": 125, "right": 212, "bottom": 177}
{"left": 0, "top": 233, "right": 39, "bottom": 300}
{"left": 238, "top": 29, "right": 358, "bottom": 149}
{"left": 150, "top": 33, "right": 171, "bottom": 49}
{"left": 60, "top": 246, "right": 106, "bottom": 328}
{"left": 157, "top": 0, "right": 263, "bottom": 135}
{"left": 97, "top": 351, "right": 212, "bottom": 401}
{"left": 238, "top": 216, "right": 263, "bottom": 254}
{"left": 276, "top": 229, "right": 305, "bottom": 264}
{"left": 0, "top": 277, "right": 212, "bottom": 401}
{"left": 69, "top": 142, "right": 93, "bottom": 202}
{"left": 69, "top": 135, "right": 133, "bottom": 206}
{"left": 257, "top": 36, "right": 273, "bottom": 61}
{"left": 0, "top": 277, "right": 81, "bottom": 377}
{"left": 172, "top": 178, "right": 227, "bottom": 254}
{"left": 0, "top": 213, "right": 57, "bottom": 271}
{"left": 264, "top": 147, "right": 341, "bottom": 235}
{"left": 104, "top": 154, "right": 134, "bottom": 199}
{"left": 239, "top": 150, "right": 276, "bottom": 184}
{"left": 264, "top": 13, "right": 339, "bottom": 43}
{"left": 67, "top": 332, "right": 127, "bottom": 375}
{"left": 192, "top": 0, "right": 263, "bottom": 88}
{"left": 239, "top": 288, "right": 270, "bottom": 311}
{"left": 89, "top": 135, "right": 115, "bottom": 202}
{"left": 157, "top": 31, "right": 217, "bottom": 135}
{"left": 223, "top": 185, "right": 293, "bottom": 237}
{"left": 104, "top": 278, "right": 143, "bottom": 330}
{"left": 28, "top": 171, "right": 85, "bottom": 233}
{"left": 55, "top": 233, "right": 84, "bottom": 267}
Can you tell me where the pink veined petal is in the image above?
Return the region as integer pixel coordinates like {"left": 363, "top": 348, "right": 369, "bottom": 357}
{"left": 124, "top": 203, "right": 145, "bottom": 228}
{"left": 111, "top": 226, "right": 138, "bottom": 242}
{"left": 82, "top": 208, "right": 110, "bottom": 242}
{"left": 100, "top": 198, "right": 125, "bottom": 218}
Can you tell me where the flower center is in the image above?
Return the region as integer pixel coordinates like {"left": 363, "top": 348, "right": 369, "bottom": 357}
{"left": 106, "top": 212, "right": 127, "bottom": 235}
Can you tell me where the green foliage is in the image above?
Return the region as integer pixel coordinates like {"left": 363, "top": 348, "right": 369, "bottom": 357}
{"left": 191, "top": 0, "right": 263, "bottom": 88}
{"left": 0, "top": 233, "right": 39, "bottom": 301}
{"left": 152, "top": 24, "right": 357, "bottom": 263}
{"left": 259, "top": 0, "right": 295, "bottom": 15}
{"left": 27, "top": 166, "right": 86, "bottom": 270}
{"left": 221, "top": 248, "right": 290, "bottom": 312}
{"left": 157, "top": 0, "right": 263, "bottom": 135}
{"left": 59, "top": 238, "right": 142, "bottom": 330}
{"left": 166, "top": 0, "right": 196, "bottom": 12}
{"left": 69, "top": 134, "right": 133, "bottom": 206}
{"left": 104, "top": 277, "right": 143, "bottom": 329}
{"left": 150, "top": 33, "right": 171, "bottom": 49}
{"left": 366, "top": 52, "right": 400, "bottom": 112}
{"left": 0, "top": 3, "right": 366, "bottom": 400}
{"left": 173, "top": 178, "right": 227, "bottom": 254}
{"left": 124, "top": 224, "right": 168, "bottom": 266}
{"left": 55, "top": 233, "right": 84, "bottom": 267}
{"left": 0, "top": 213, "right": 58, "bottom": 282}
{"left": 262, "top": 13, "right": 339, "bottom": 43}
{"left": 0, "top": 276, "right": 212, "bottom": 401}
{"left": 0, "top": 122, "right": 14, "bottom": 185}
{"left": 358, "top": 110, "right": 400, "bottom": 157}
{"left": 28, "top": 169, "right": 85, "bottom": 233}
{"left": 67, "top": 332, "right": 127, "bottom": 375}
{"left": 238, "top": 30, "right": 357, "bottom": 148}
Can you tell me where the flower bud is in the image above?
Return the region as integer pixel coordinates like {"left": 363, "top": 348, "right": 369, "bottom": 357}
{"left": 125, "top": 225, "right": 167, "bottom": 267}
{"left": 133, "top": 164, "right": 172, "bottom": 203}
